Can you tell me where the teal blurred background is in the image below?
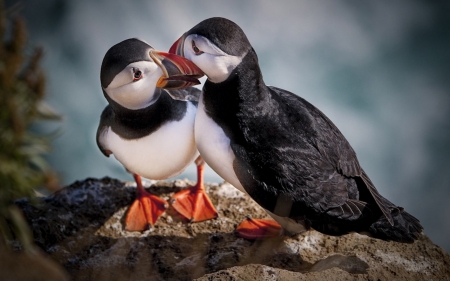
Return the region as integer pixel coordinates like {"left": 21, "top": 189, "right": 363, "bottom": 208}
{"left": 8, "top": 1, "right": 450, "bottom": 252}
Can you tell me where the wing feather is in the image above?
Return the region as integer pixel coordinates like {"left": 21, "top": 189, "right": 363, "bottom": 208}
{"left": 233, "top": 85, "right": 394, "bottom": 225}
{"left": 96, "top": 105, "right": 114, "bottom": 157}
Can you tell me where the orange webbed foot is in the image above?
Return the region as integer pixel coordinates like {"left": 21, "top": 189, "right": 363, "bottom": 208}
{"left": 171, "top": 184, "right": 218, "bottom": 222}
{"left": 170, "top": 160, "right": 218, "bottom": 222}
{"left": 125, "top": 174, "right": 168, "bottom": 231}
{"left": 236, "top": 217, "right": 283, "bottom": 239}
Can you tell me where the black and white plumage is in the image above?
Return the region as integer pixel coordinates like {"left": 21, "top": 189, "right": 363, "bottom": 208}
{"left": 170, "top": 17, "right": 423, "bottom": 242}
{"left": 98, "top": 38, "right": 202, "bottom": 181}
{"left": 97, "top": 38, "right": 216, "bottom": 230}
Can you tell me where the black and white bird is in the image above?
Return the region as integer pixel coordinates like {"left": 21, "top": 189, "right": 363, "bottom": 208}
{"left": 97, "top": 38, "right": 217, "bottom": 231}
{"left": 169, "top": 17, "right": 423, "bottom": 242}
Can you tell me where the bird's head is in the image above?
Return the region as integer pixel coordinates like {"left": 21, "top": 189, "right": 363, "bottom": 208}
{"left": 169, "top": 17, "right": 252, "bottom": 84}
{"left": 101, "top": 38, "right": 203, "bottom": 110}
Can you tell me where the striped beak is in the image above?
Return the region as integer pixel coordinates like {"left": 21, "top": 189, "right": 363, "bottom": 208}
{"left": 151, "top": 48, "right": 203, "bottom": 89}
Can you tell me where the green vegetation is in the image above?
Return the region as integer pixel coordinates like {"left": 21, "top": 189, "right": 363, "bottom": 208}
{"left": 0, "top": 3, "right": 60, "bottom": 251}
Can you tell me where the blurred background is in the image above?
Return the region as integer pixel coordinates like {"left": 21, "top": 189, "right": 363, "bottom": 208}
{"left": 7, "top": 0, "right": 449, "bottom": 252}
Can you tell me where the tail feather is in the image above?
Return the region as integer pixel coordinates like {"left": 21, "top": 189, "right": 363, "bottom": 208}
{"left": 369, "top": 209, "right": 423, "bottom": 243}
{"left": 360, "top": 171, "right": 395, "bottom": 225}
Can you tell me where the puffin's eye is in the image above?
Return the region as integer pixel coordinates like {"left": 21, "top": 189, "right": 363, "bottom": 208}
{"left": 133, "top": 68, "right": 142, "bottom": 81}
{"left": 192, "top": 40, "right": 204, "bottom": 55}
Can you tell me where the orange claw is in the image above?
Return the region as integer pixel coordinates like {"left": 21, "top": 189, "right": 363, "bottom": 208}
{"left": 236, "top": 217, "right": 283, "bottom": 239}
{"left": 125, "top": 174, "right": 168, "bottom": 231}
{"left": 171, "top": 161, "right": 218, "bottom": 222}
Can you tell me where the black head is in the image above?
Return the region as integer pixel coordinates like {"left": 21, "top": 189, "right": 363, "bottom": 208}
{"left": 186, "top": 17, "right": 251, "bottom": 57}
{"left": 169, "top": 18, "right": 254, "bottom": 83}
{"left": 101, "top": 38, "right": 152, "bottom": 89}
{"left": 100, "top": 38, "right": 204, "bottom": 110}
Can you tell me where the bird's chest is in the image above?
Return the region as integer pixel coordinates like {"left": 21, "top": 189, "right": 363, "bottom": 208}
{"left": 195, "top": 95, "right": 245, "bottom": 192}
{"left": 106, "top": 103, "right": 198, "bottom": 179}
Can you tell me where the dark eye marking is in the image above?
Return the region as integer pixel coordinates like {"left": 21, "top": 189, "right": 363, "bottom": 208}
{"left": 192, "top": 40, "right": 204, "bottom": 55}
{"left": 133, "top": 68, "right": 142, "bottom": 81}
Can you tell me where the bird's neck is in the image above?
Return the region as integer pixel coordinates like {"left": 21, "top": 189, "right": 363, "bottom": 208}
{"left": 204, "top": 49, "right": 269, "bottom": 108}
{"left": 106, "top": 89, "right": 187, "bottom": 138}
{"left": 202, "top": 50, "right": 271, "bottom": 142}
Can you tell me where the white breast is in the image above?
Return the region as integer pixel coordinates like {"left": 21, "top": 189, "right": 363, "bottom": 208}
{"left": 105, "top": 102, "right": 198, "bottom": 180}
{"left": 194, "top": 94, "right": 245, "bottom": 193}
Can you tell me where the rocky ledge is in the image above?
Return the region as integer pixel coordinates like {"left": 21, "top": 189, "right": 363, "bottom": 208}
{"left": 10, "top": 178, "right": 450, "bottom": 280}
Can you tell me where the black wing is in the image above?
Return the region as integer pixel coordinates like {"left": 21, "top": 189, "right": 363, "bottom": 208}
{"left": 232, "top": 86, "right": 394, "bottom": 225}
{"left": 96, "top": 105, "right": 114, "bottom": 157}
{"left": 274, "top": 86, "right": 395, "bottom": 225}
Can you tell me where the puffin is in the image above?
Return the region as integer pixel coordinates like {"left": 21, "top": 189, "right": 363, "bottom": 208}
{"left": 169, "top": 17, "right": 423, "bottom": 242}
{"left": 97, "top": 38, "right": 217, "bottom": 231}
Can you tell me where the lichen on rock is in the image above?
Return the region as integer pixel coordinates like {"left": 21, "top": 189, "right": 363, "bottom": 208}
{"left": 14, "top": 178, "right": 450, "bottom": 281}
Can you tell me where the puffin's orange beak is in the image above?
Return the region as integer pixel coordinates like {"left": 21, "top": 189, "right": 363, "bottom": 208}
{"left": 151, "top": 48, "right": 203, "bottom": 90}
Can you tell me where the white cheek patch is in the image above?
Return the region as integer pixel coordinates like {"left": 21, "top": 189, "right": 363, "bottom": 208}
{"left": 202, "top": 54, "right": 242, "bottom": 83}
{"left": 107, "top": 70, "right": 131, "bottom": 90}
{"left": 184, "top": 35, "right": 244, "bottom": 83}
{"left": 104, "top": 61, "right": 163, "bottom": 110}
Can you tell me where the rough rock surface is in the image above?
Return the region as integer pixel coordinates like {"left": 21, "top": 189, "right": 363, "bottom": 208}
{"left": 15, "top": 177, "right": 450, "bottom": 281}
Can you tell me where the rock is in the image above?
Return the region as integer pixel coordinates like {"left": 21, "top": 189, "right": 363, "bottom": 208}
{"left": 14, "top": 178, "right": 450, "bottom": 281}
{"left": 0, "top": 246, "right": 69, "bottom": 281}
